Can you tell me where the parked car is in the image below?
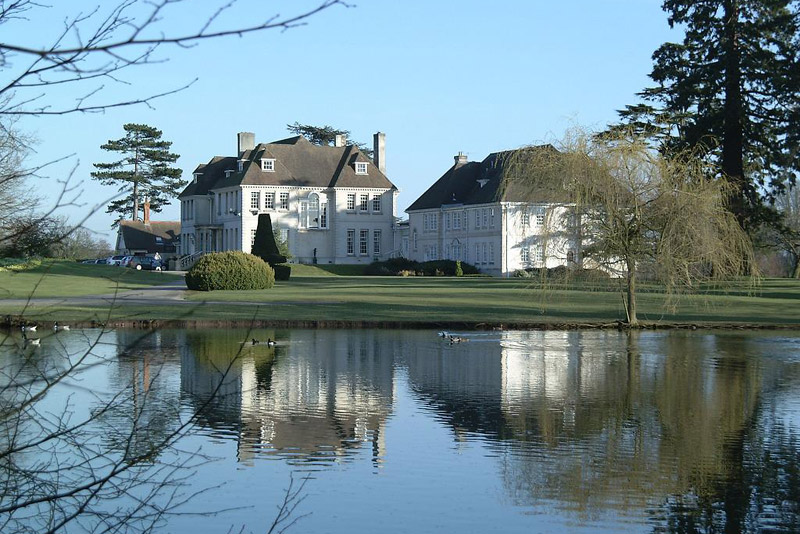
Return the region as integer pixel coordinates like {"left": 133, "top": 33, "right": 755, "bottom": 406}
{"left": 106, "top": 255, "right": 126, "bottom": 266}
{"left": 130, "top": 256, "right": 163, "bottom": 271}
{"left": 120, "top": 256, "right": 135, "bottom": 267}
{"left": 94, "top": 258, "right": 109, "bottom": 264}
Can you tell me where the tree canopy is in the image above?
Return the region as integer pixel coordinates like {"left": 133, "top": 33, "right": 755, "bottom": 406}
{"left": 286, "top": 122, "right": 373, "bottom": 158}
{"left": 91, "top": 124, "right": 184, "bottom": 224}
{"left": 611, "top": 0, "right": 800, "bottom": 230}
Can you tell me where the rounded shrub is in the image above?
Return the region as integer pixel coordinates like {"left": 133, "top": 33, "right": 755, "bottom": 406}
{"left": 185, "top": 251, "right": 275, "bottom": 291}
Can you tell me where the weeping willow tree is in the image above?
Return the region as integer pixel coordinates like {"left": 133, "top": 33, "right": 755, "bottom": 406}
{"left": 508, "top": 129, "right": 755, "bottom": 325}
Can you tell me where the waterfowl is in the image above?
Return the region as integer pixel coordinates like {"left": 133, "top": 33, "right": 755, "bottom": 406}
{"left": 22, "top": 325, "right": 36, "bottom": 332}
{"left": 53, "top": 322, "right": 70, "bottom": 332}
{"left": 449, "top": 336, "right": 468, "bottom": 344}
{"left": 251, "top": 338, "right": 259, "bottom": 346}
{"left": 266, "top": 338, "right": 276, "bottom": 347}
{"left": 27, "top": 337, "right": 40, "bottom": 346}
{"left": 437, "top": 331, "right": 450, "bottom": 338}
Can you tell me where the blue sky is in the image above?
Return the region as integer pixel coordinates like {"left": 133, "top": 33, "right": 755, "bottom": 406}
{"left": 9, "top": 1, "right": 681, "bottom": 241}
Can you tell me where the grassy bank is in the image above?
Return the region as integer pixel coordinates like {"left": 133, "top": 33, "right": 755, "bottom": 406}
{"left": 2, "top": 260, "right": 799, "bottom": 327}
{"left": 0, "top": 260, "right": 177, "bottom": 299}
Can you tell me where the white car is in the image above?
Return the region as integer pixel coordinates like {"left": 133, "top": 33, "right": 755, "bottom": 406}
{"left": 106, "top": 255, "right": 126, "bottom": 266}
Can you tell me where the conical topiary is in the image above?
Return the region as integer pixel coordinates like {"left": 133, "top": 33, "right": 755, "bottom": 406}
{"left": 251, "top": 214, "right": 287, "bottom": 265}
{"left": 251, "top": 213, "right": 290, "bottom": 280}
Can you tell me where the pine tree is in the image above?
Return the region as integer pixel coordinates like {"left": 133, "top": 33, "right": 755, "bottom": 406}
{"left": 612, "top": 0, "right": 800, "bottom": 230}
{"left": 91, "top": 124, "right": 185, "bottom": 224}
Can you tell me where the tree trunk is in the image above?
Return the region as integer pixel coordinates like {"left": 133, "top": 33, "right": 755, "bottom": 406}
{"left": 132, "top": 180, "right": 139, "bottom": 222}
{"left": 626, "top": 259, "right": 637, "bottom": 325}
{"left": 792, "top": 255, "right": 800, "bottom": 279}
{"left": 722, "top": 0, "right": 747, "bottom": 229}
{"left": 132, "top": 145, "right": 140, "bottom": 221}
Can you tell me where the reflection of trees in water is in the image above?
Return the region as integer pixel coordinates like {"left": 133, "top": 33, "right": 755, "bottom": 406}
{"left": 102, "top": 329, "right": 184, "bottom": 462}
{"left": 179, "top": 329, "right": 396, "bottom": 464}
{"left": 402, "top": 330, "right": 800, "bottom": 530}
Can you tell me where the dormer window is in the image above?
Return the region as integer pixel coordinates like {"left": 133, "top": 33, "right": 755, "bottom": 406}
{"left": 237, "top": 160, "right": 245, "bottom": 172}
{"left": 355, "top": 162, "right": 368, "bottom": 175}
{"left": 224, "top": 170, "right": 235, "bottom": 178}
{"left": 192, "top": 172, "right": 202, "bottom": 184}
{"left": 261, "top": 158, "right": 275, "bottom": 172}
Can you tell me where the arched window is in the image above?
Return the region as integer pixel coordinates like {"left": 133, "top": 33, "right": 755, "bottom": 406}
{"left": 299, "top": 192, "right": 327, "bottom": 229}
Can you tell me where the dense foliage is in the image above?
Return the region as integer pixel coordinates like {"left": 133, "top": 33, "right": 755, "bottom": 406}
{"left": 364, "top": 258, "right": 480, "bottom": 276}
{"left": 613, "top": 0, "right": 800, "bottom": 230}
{"left": 185, "top": 251, "right": 274, "bottom": 291}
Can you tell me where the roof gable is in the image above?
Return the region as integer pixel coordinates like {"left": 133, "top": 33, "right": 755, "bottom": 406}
{"left": 406, "top": 145, "right": 566, "bottom": 211}
{"left": 182, "top": 134, "right": 396, "bottom": 195}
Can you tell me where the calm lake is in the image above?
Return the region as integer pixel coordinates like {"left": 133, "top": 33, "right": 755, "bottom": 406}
{"left": 3, "top": 328, "right": 800, "bottom": 533}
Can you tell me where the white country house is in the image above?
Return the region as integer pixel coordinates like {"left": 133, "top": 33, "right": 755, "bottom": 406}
{"left": 178, "top": 132, "right": 399, "bottom": 267}
{"left": 405, "top": 147, "right": 580, "bottom": 277}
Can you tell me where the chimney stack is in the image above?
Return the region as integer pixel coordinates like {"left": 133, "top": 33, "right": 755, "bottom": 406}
{"left": 237, "top": 132, "right": 255, "bottom": 156}
{"left": 143, "top": 200, "right": 151, "bottom": 225}
{"left": 454, "top": 152, "right": 468, "bottom": 165}
{"left": 334, "top": 134, "right": 347, "bottom": 147}
{"left": 373, "top": 131, "right": 386, "bottom": 174}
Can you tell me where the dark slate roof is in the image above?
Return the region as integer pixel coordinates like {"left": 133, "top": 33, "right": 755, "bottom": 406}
{"left": 179, "top": 135, "right": 395, "bottom": 198}
{"left": 118, "top": 221, "right": 180, "bottom": 253}
{"left": 406, "top": 145, "right": 566, "bottom": 211}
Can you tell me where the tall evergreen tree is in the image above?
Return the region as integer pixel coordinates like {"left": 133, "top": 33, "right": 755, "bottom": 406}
{"left": 91, "top": 124, "right": 185, "bottom": 224}
{"left": 612, "top": 0, "right": 800, "bottom": 230}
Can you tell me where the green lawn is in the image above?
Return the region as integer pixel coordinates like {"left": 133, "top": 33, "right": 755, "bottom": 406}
{"left": 176, "top": 276, "right": 800, "bottom": 326}
{"left": 0, "top": 260, "right": 177, "bottom": 299}
{"left": 1, "top": 261, "right": 799, "bottom": 327}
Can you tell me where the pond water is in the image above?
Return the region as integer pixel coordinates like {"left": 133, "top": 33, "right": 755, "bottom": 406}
{"left": 2, "top": 328, "right": 800, "bottom": 533}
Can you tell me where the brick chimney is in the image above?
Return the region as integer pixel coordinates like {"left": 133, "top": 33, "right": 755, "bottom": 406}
{"left": 143, "top": 200, "right": 151, "bottom": 225}
{"left": 373, "top": 132, "right": 386, "bottom": 174}
{"left": 454, "top": 152, "right": 468, "bottom": 165}
{"left": 237, "top": 132, "right": 255, "bottom": 156}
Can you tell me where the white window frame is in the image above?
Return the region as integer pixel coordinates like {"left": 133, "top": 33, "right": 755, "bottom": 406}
{"left": 521, "top": 247, "right": 530, "bottom": 263}
{"left": 279, "top": 192, "right": 289, "bottom": 210}
{"left": 359, "top": 229, "right": 369, "bottom": 255}
{"left": 347, "top": 229, "right": 355, "bottom": 255}
{"left": 250, "top": 191, "right": 260, "bottom": 210}
{"left": 372, "top": 194, "right": 381, "bottom": 213}
{"left": 373, "top": 230, "right": 381, "bottom": 255}
{"left": 522, "top": 212, "right": 530, "bottom": 225}
{"left": 359, "top": 194, "right": 369, "bottom": 212}
{"left": 355, "top": 162, "right": 368, "bottom": 175}
{"left": 261, "top": 158, "right": 275, "bottom": 172}
{"left": 347, "top": 193, "right": 356, "bottom": 211}
{"left": 265, "top": 192, "right": 275, "bottom": 209}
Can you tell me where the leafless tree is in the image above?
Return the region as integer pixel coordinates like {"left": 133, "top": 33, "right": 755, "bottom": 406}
{"left": 0, "top": 0, "right": 345, "bottom": 254}
{"left": 0, "top": 0, "right": 345, "bottom": 116}
{"left": 1, "top": 2, "right": 340, "bottom": 531}
{"left": 0, "top": 321, "right": 284, "bottom": 533}
{"left": 510, "top": 129, "right": 755, "bottom": 325}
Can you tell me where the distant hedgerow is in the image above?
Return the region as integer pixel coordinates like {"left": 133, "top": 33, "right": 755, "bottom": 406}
{"left": 186, "top": 251, "right": 274, "bottom": 291}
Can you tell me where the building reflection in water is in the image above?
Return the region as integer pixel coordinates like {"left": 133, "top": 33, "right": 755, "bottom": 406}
{"left": 173, "top": 327, "right": 799, "bottom": 531}
{"left": 179, "top": 329, "right": 396, "bottom": 465}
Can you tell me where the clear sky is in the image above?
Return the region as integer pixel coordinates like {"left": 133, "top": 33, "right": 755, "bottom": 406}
{"left": 8, "top": 0, "right": 682, "bottom": 242}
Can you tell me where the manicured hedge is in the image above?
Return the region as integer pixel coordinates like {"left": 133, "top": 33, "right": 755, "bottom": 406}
{"left": 272, "top": 264, "right": 291, "bottom": 281}
{"left": 185, "top": 251, "right": 275, "bottom": 291}
{"left": 364, "top": 258, "right": 479, "bottom": 276}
